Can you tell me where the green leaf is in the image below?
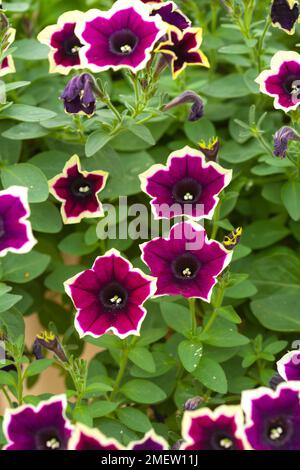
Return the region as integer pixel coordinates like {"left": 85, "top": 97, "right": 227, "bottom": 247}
{"left": 160, "top": 303, "right": 191, "bottom": 336}
{"left": 0, "top": 293, "right": 22, "bottom": 313}
{"left": 1, "top": 163, "right": 49, "bottom": 203}
{"left": 85, "top": 129, "right": 113, "bottom": 157}
{"left": 193, "top": 357, "right": 228, "bottom": 394}
{"left": 2, "top": 123, "right": 49, "bottom": 140}
{"left": 116, "top": 408, "right": 151, "bottom": 433}
{"left": 201, "top": 74, "right": 251, "bottom": 98}
{"left": 184, "top": 118, "right": 215, "bottom": 145}
{"left": 0, "top": 371, "right": 16, "bottom": 387}
{"left": 89, "top": 401, "right": 119, "bottom": 418}
{"left": 13, "top": 39, "right": 49, "bottom": 59}
{"left": 281, "top": 180, "right": 300, "bottom": 221}
{"left": 128, "top": 123, "right": 155, "bottom": 145}
{"left": 73, "top": 405, "right": 93, "bottom": 427}
{"left": 44, "top": 264, "right": 85, "bottom": 294}
{"left": 128, "top": 347, "right": 156, "bottom": 373}
{"left": 241, "top": 220, "right": 290, "bottom": 249}
{"left": 25, "top": 359, "right": 53, "bottom": 377}
{"left": 200, "top": 318, "right": 249, "bottom": 347}
{"left": 2, "top": 251, "right": 50, "bottom": 284}
{"left": 30, "top": 202, "right": 62, "bottom": 233}
{"left": 121, "top": 379, "right": 167, "bottom": 404}
{"left": 215, "top": 306, "right": 242, "bottom": 324}
{"left": 84, "top": 383, "right": 113, "bottom": 398}
{"left": 1, "top": 104, "right": 56, "bottom": 122}
{"left": 58, "top": 233, "right": 97, "bottom": 256}
{"left": 178, "top": 339, "right": 203, "bottom": 372}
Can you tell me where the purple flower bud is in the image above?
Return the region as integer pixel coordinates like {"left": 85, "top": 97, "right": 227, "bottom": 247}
{"left": 269, "top": 373, "right": 285, "bottom": 390}
{"left": 273, "top": 126, "right": 300, "bottom": 158}
{"left": 172, "top": 440, "right": 184, "bottom": 450}
{"left": 60, "top": 73, "right": 96, "bottom": 116}
{"left": 184, "top": 396, "right": 204, "bottom": 411}
{"left": 35, "top": 331, "right": 68, "bottom": 363}
{"left": 199, "top": 137, "right": 220, "bottom": 160}
{"left": 163, "top": 91, "right": 204, "bottom": 121}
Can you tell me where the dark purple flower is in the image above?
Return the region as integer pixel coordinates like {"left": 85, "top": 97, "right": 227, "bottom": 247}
{"left": 256, "top": 51, "right": 300, "bottom": 111}
{"left": 163, "top": 91, "right": 204, "bottom": 121}
{"left": 242, "top": 382, "right": 300, "bottom": 450}
{"left": 150, "top": 1, "right": 191, "bottom": 30}
{"left": 199, "top": 137, "right": 220, "bottom": 161}
{"left": 0, "top": 186, "right": 36, "bottom": 257}
{"left": 76, "top": 0, "right": 166, "bottom": 74}
{"left": 38, "top": 11, "right": 84, "bottom": 75}
{"left": 68, "top": 424, "right": 124, "bottom": 450}
{"left": 277, "top": 350, "right": 300, "bottom": 381}
{"left": 49, "top": 155, "right": 108, "bottom": 224}
{"left": 3, "top": 395, "right": 73, "bottom": 450}
{"left": 140, "top": 222, "right": 232, "bottom": 302}
{"left": 223, "top": 227, "right": 243, "bottom": 251}
{"left": 155, "top": 27, "right": 209, "bottom": 79}
{"left": 273, "top": 126, "right": 300, "bottom": 157}
{"left": 271, "top": 0, "right": 299, "bottom": 34}
{"left": 61, "top": 73, "right": 96, "bottom": 116}
{"left": 140, "top": 146, "right": 232, "bottom": 221}
{"left": 269, "top": 373, "right": 285, "bottom": 390}
{"left": 181, "top": 406, "right": 249, "bottom": 450}
{"left": 64, "top": 249, "right": 156, "bottom": 339}
{"left": 128, "top": 430, "right": 169, "bottom": 450}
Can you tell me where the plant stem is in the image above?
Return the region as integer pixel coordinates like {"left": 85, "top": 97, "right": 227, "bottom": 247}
{"left": 16, "top": 362, "right": 23, "bottom": 405}
{"left": 189, "top": 298, "right": 197, "bottom": 336}
{"left": 1, "top": 386, "right": 12, "bottom": 406}
{"left": 256, "top": 18, "right": 271, "bottom": 72}
{"left": 110, "top": 340, "right": 129, "bottom": 401}
{"left": 203, "top": 283, "right": 225, "bottom": 334}
{"left": 211, "top": 202, "right": 220, "bottom": 240}
{"left": 103, "top": 97, "right": 122, "bottom": 123}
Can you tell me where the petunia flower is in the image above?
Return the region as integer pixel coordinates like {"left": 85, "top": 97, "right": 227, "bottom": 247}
{"left": 150, "top": 1, "right": 191, "bottom": 31}
{"left": 127, "top": 430, "right": 169, "bottom": 450}
{"left": 277, "top": 350, "right": 300, "bottom": 381}
{"left": 273, "top": 126, "right": 300, "bottom": 157}
{"left": 139, "top": 146, "right": 232, "bottom": 221}
{"left": 163, "top": 91, "right": 204, "bottom": 121}
{"left": 37, "top": 11, "right": 84, "bottom": 75}
{"left": 255, "top": 51, "right": 300, "bottom": 112}
{"left": 140, "top": 221, "right": 232, "bottom": 302}
{"left": 181, "top": 406, "right": 249, "bottom": 450}
{"left": 0, "top": 186, "right": 36, "bottom": 257}
{"left": 241, "top": 381, "right": 300, "bottom": 450}
{"left": 199, "top": 137, "right": 220, "bottom": 161}
{"left": 49, "top": 155, "right": 108, "bottom": 224}
{"left": 64, "top": 248, "right": 156, "bottom": 339}
{"left": 76, "top": 0, "right": 166, "bottom": 74}
{"left": 271, "top": 0, "right": 299, "bottom": 35}
{"left": 0, "top": 28, "right": 16, "bottom": 77}
{"left": 155, "top": 27, "right": 209, "bottom": 79}
{"left": 3, "top": 395, "right": 73, "bottom": 450}
{"left": 68, "top": 424, "right": 124, "bottom": 450}
{"left": 60, "top": 73, "right": 96, "bottom": 116}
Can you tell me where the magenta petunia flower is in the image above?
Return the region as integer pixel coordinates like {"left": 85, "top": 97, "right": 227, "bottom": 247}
{"left": 49, "top": 155, "right": 108, "bottom": 224}
{"left": 37, "top": 11, "right": 84, "bottom": 75}
{"left": 155, "top": 27, "right": 209, "bottom": 79}
{"left": 150, "top": 1, "right": 191, "bottom": 30}
{"left": 0, "top": 186, "right": 36, "bottom": 257}
{"left": 140, "top": 221, "right": 232, "bottom": 302}
{"left": 242, "top": 382, "right": 300, "bottom": 450}
{"left": 127, "top": 430, "right": 169, "bottom": 450}
{"left": 3, "top": 395, "right": 73, "bottom": 450}
{"left": 76, "top": 0, "right": 166, "bottom": 74}
{"left": 181, "top": 406, "right": 249, "bottom": 450}
{"left": 64, "top": 249, "right": 156, "bottom": 339}
{"left": 140, "top": 146, "right": 232, "bottom": 221}
{"left": 255, "top": 51, "right": 300, "bottom": 111}
{"left": 271, "top": 0, "right": 299, "bottom": 34}
{"left": 0, "top": 28, "right": 16, "bottom": 77}
{"left": 277, "top": 350, "right": 300, "bottom": 381}
{"left": 68, "top": 424, "right": 124, "bottom": 450}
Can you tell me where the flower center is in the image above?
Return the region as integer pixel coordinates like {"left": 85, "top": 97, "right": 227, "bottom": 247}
{"left": 62, "top": 33, "right": 82, "bottom": 57}
{"left": 109, "top": 29, "right": 139, "bottom": 56}
{"left": 35, "top": 428, "right": 62, "bottom": 451}
{"left": 210, "top": 433, "right": 235, "bottom": 450}
{"left": 99, "top": 281, "right": 128, "bottom": 311}
{"left": 172, "top": 177, "right": 202, "bottom": 204}
{"left": 172, "top": 253, "right": 201, "bottom": 281}
{"left": 70, "top": 178, "right": 93, "bottom": 198}
{"left": 266, "top": 418, "right": 293, "bottom": 446}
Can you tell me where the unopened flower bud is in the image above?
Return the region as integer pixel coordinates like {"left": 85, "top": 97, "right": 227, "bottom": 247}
{"left": 199, "top": 137, "right": 220, "bottom": 160}
{"left": 184, "top": 396, "right": 204, "bottom": 411}
{"left": 269, "top": 373, "right": 285, "bottom": 390}
{"left": 35, "top": 331, "right": 68, "bottom": 363}
{"left": 60, "top": 73, "right": 97, "bottom": 116}
{"left": 223, "top": 227, "right": 243, "bottom": 251}
{"left": 164, "top": 90, "right": 204, "bottom": 121}
{"left": 273, "top": 126, "right": 300, "bottom": 158}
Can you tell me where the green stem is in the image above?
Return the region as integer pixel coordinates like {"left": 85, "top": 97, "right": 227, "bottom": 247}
{"left": 103, "top": 97, "right": 122, "bottom": 123}
{"left": 1, "top": 386, "right": 12, "bottom": 406}
{"left": 256, "top": 18, "right": 271, "bottom": 73}
{"left": 16, "top": 362, "right": 23, "bottom": 405}
{"left": 203, "top": 283, "right": 225, "bottom": 334}
{"left": 211, "top": 202, "right": 220, "bottom": 240}
{"left": 189, "top": 298, "right": 197, "bottom": 336}
{"left": 110, "top": 340, "right": 129, "bottom": 401}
